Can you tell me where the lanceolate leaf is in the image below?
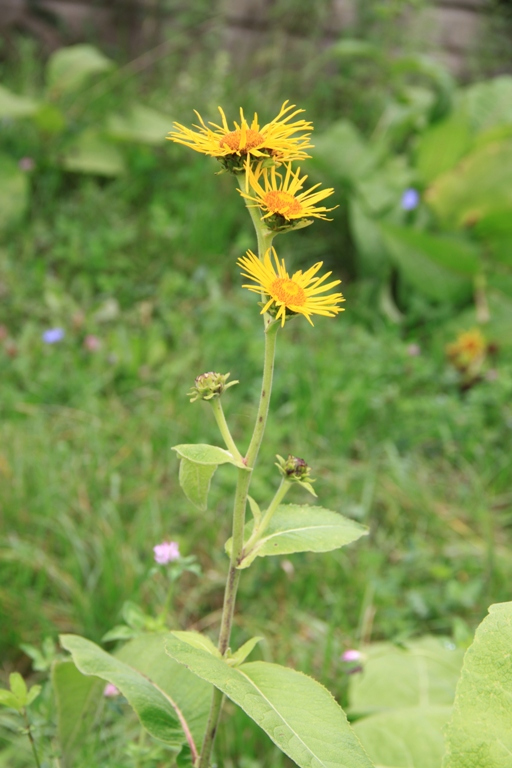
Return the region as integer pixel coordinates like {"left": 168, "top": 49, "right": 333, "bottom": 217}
{"left": 442, "top": 601, "right": 512, "bottom": 768}
{"left": 179, "top": 458, "right": 217, "bottom": 511}
{"left": 60, "top": 634, "right": 203, "bottom": 753}
{"left": 226, "top": 504, "right": 368, "bottom": 568}
{"left": 165, "top": 634, "right": 374, "bottom": 768}
{"left": 172, "top": 443, "right": 247, "bottom": 469}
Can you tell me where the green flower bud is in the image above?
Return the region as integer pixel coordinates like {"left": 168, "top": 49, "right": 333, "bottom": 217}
{"left": 188, "top": 372, "right": 238, "bottom": 403}
{"left": 275, "top": 454, "right": 317, "bottom": 497}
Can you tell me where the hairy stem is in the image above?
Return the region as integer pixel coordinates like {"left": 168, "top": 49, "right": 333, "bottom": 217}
{"left": 198, "top": 176, "right": 279, "bottom": 768}
{"left": 210, "top": 397, "right": 244, "bottom": 464}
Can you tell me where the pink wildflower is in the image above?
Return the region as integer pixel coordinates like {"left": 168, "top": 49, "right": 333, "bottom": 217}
{"left": 103, "top": 683, "right": 120, "bottom": 697}
{"left": 153, "top": 540, "right": 180, "bottom": 565}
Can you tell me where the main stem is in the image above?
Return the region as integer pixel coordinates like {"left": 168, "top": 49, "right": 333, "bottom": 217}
{"left": 197, "top": 176, "right": 277, "bottom": 768}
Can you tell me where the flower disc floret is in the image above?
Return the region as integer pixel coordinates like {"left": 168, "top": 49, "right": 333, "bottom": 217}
{"left": 167, "top": 101, "right": 313, "bottom": 169}
{"left": 240, "top": 162, "right": 336, "bottom": 226}
{"left": 237, "top": 248, "right": 345, "bottom": 326}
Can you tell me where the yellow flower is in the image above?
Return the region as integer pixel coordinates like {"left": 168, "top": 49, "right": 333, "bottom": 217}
{"left": 238, "top": 248, "right": 345, "bottom": 326}
{"left": 240, "top": 162, "right": 336, "bottom": 226}
{"left": 167, "top": 102, "right": 313, "bottom": 170}
{"left": 446, "top": 329, "right": 487, "bottom": 367}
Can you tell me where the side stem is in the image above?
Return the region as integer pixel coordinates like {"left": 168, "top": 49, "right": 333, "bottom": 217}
{"left": 210, "top": 397, "right": 244, "bottom": 464}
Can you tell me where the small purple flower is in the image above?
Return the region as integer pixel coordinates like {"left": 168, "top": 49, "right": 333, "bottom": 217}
{"left": 153, "top": 540, "right": 180, "bottom": 565}
{"left": 341, "top": 649, "right": 362, "bottom": 663}
{"left": 103, "top": 683, "right": 120, "bottom": 697}
{"left": 19, "top": 157, "right": 35, "bottom": 172}
{"left": 407, "top": 343, "right": 421, "bottom": 357}
{"left": 42, "top": 328, "right": 65, "bottom": 344}
{"left": 401, "top": 188, "right": 420, "bottom": 211}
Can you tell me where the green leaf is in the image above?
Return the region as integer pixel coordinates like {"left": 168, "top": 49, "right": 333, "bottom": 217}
{"left": 60, "top": 131, "right": 125, "bottom": 177}
{"left": 107, "top": 104, "right": 171, "bottom": 145}
{"left": 311, "top": 120, "right": 380, "bottom": 186}
{"left": 349, "top": 637, "right": 464, "bottom": 768}
{"left": 353, "top": 707, "right": 451, "bottom": 768}
{"left": 426, "top": 139, "right": 512, "bottom": 228}
{"left": 0, "top": 85, "right": 39, "bottom": 119}
{"left": 52, "top": 660, "right": 103, "bottom": 767}
{"left": 415, "top": 113, "right": 472, "bottom": 184}
{"left": 349, "top": 637, "right": 464, "bottom": 716}
{"left": 463, "top": 76, "right": 512, "bottom": 136}
{"left": 116, "top": 634, "right": 211, "bottom": 750}
{"left": 228, "top": 637, "right": 263, "bottom": 667}
{"left": 443, "top": 601, "right": 512, "bottom": 768}
{"left": 25, "top": 685, "right": 41, "bottom": 706}
{"left": 171, "top": 631, "right": 221, "bottom": 658}
{"left": 0, "top": 690, "right": 21, "bottom": 710}
{"left": 381, "top": 224, "right": 477, "bottom": 302}
{"left": 33, "top": 103, "right": 66, "bottom": 134}
{"left": 0, "top": 154, "right": 29, "bottom": 230}
{"left": 178, "top": 457, "right": 217, "bottom": 511}
{"left": 60, "top": 634, "right": 198, "bottom": 748}
{"left": 226, "top": 503, "right": 368, "bottom": 569}
{"left": 165, "top": 634, "right": 374, "bottom": 768}
{"left": 172, "top": 443, "right": 247, "bottom": 469}
{"left": 9, "top": 673, "right": 27, "bottom": 705}
{"left": 46, "top": 44, "right": 114, "bottom": 95}
{"left": 247, "top": 496, "right": 262, "bottom": 524}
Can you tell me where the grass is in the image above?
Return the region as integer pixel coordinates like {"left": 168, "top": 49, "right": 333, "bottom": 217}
{"left": 1, "top": 31, "right": 512, "bottom": 767}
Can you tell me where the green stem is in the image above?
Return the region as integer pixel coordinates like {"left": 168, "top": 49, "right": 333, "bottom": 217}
{"left": 210, "top": 397, "right": 244, "bottom": 464}
{"left": 23, "top": 709, "right": 41, "bottom": 768}
{"left": 243, "top": 479, "right": 290, "bottom": 555}
{"left": 198, "top": 174, "right": 279, "bottom": 768}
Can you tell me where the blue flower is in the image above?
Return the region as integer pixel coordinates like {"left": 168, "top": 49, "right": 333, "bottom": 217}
{"left": 401, "top": 188, "right": 420, "bottom": 211}
{"left": 42, "top": 328, "right": 65, "bottom": 344}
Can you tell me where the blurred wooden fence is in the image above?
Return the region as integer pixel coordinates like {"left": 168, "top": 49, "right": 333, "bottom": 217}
{"left": 0, "top": 0, "right": 496, "bottom": 77}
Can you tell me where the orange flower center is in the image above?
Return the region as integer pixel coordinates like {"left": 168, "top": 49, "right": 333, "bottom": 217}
{"left": 270, "top": 278, "right": 306, "bottom": 306}
{"left": 220, "top": 128, "right": 264, "bottom": 152}
{"left": 264, "top": 190, "right": 303, "bottom": 218}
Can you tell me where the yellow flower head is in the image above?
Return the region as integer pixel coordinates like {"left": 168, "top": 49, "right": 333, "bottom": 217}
{"left": 446, "top": 328, "right": 487, "bottom": 367}
{"left": 240, "top": 162, "right": 336, "bottom": 229}
{"left": 238, "top": 248, "right": 345, "bottom": 326}
{"left": 167, "top": 102, "right": 313, "bottom": 171}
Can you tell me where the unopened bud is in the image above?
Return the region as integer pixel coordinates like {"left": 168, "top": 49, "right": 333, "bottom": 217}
{"left": 188, "top": 371, "right": 238, "bottom": 403}
{"left": 276, "top": 454, "right": 312, "bottom": 481}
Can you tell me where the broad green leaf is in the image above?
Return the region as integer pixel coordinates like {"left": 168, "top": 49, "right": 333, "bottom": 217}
{"left": 226, "top": 503, "right": 368, "bottom": 569}
{"left": 9, "top": 673, "right": 26, "bottom": 705}
{"left": 171, "top": 631, "right": 221, "bottom": 657}
{"left": 61, "top": 634, "right": 194, "bottom": 748}
{"left": 0, "top": 690, "right": 20, "bottom": 710}
{"left": 178, "top": 457, "right": 217, "bottom": 511}
{"left": 463, "top": 76, "right": 512, "bottom": 135}
{"left": 311, "top": 120, "right": 380, "bottom": 186}
{"left": 46, "top": 44, "right": 114, "bottom": 95}
{"left": 443, "top": 601, "right": 512, "bottom": 768}
{"left": 172, "top": 443, "right": 247, "bottom": 469}
{"left": 357, "top": 156, "right": 413, "bottom": 215}
{"left": 353, "top": 707, "right": 451, "bottom": 768}
{"left": 415, "top": 113, "right": 472, "bottom": 184}
{"left": 349, "top": 637, "right": 464, "bottom": 716}
{"left": 60, "top": 132, "right": 125, "bottom": 177}
{"left": 52, "top": 660, "right": 103, "bottom": 766}
{"left": 426, "top": 139, "right": 512, "bottom": 228}
{"left": 107, "top": 104, "right": 171, "bottom": 145}
{"left": 117, "top": 634, "right": 212, "bottom": 750}
{"left": 0, "top": 155, "right": 29, "bottom": 229}
{"left": 381, "top": 224, "right": 476, "bottom": 302}
{"left": 165, "top": 634, "right": 374, "bottom": 768}
{"left": 0, "top": 85, "right": 39, "bottom": 119}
